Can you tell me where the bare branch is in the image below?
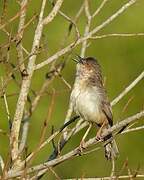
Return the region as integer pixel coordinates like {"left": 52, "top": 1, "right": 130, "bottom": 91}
{"left": 10, "top": 0, "right": 47, "bottom": 164}
{"left": 122, "top": 125, "right": 144, "bottom": 134}
{"left": 92, "top": 0, "right": 109, "bottom": 18}
{"left": 0, "top": 3, "right": 27, "bottom": 30}
{"left": 35, "top": 0, "right": 138, "bottom": 70}
{"left": 1, "top": 77, "right": 11, "bottom": 124}
{"left": 91, "top": 33, "right": 144, "bottom": 39}
{"left": 80, "top": 0, "right": 91, "bottom": 57}
{"left": 111, "top": 71, "right": 144, "bottom": 106}
{"left": 0, "top": 155, "right": 4, "bottom": 171}
{"left": 42, "top": 0, "right": 64, "bottom": 25}
{"left": 6, "top": 110, "right": 144, "bottom": 178}
{"left": 64, "top": 175, "right": 144, "bottom": 179}
{"left": 16, "top": 0, "right": 28, "bottom": 73}
{"left": 89, "top": 0, "right": 137, "bottom": 37}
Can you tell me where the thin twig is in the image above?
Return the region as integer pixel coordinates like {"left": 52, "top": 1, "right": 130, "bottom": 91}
{"left": 92, "top": 0, "right": 109, "bottom": 18}
{"left": 7, "top": 110, "right": 144, "bottom": 179}
{"left": 111, "top": 71, "right": 144, "bottom": 106}
{"left": 42, "top": 0, "right": 64, "bottom": 25}
{"left": 35, "top": 0, "right": 138, "bottom": 70}
{"left": 63, "top": 175, "right": 144, "bottom": 179}
{"left": 80, "top": 0, "right": 91, "bottom": 57}
{"left": 1, "top": 77, "right": 11, "bottom": 124}
{"left": 91, "top": 33, "right": 144, "bottom": 39}
{"left": 122, "top": 125, "right": 144, "bottom": 134}
{"left": 0, "top": 3, "right": 27, "bottom": 30}
{"left": 6, "top": 110, "right": 144, "bottom": 178}
{"left": 16, "top": 0, "right": 28, "bottom": 73}
{"left": 0, "top": 155, "right": 4, "bottom": 171}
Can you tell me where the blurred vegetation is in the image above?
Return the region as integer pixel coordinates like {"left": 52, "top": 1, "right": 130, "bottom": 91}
{"left": 0, "top": 0, "right": 144, "bottom": 179}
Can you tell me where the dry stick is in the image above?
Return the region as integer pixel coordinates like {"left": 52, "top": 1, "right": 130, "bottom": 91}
{"left": 0, "top": 52, "right": 33, "bottom": 97}
{"left": 80, "top": 0, "right": 91, "bottom": 57}
{"left": 19, "top": 53, "right": 65, "bottom": 156}
{"left": 25, "top": 130, "right": 63, "bottom": 162}
{"left": 35, "top": 0, "right": 137, "bottom": 70}
{"left": 18, "top": 116, "right": 30, "bottom": 155}
{"left": 74, "top": 2, "right": 84, "bottom": 23}
{"left": 121, "top": 96, "right": 134, "bottom": 114}
{"left": 0, "top": 14, "right": 37, "bottom": 51}
{"left": 63, "top": 175, "right": 144, "bottom": 180}
{"left": 20, "top": 91, "right": 57, "bottom": 179}
{"left": 24, "top": 116, "right": 80, "bottom": 166}
{"left": 1, "top": 77, "right": 11, "bottom": 125}
{"left": 92, "top": 0, "right": 109, "bottom": 18}
{"left": 58, "top": 74, "right": 71, "bottom": 89}
{"left": 22, "top": 109, "right": 141, "bottom": 178}
{"left": 0, "top": 3, "right": 27, "bottom": 30}
{"left": 30, "top": 167, "right": 61, "bottom": 180}
{"left": 0, "top": 79, "right": 7, "bottom": 172}
{"left": 122, "top": 125, "right": 144, "bottom": 134}
{"left": 0, "top": 0, "right": 8, "bottom": 23}
{"left": 39, "top": 90, "right": 56, "bottom": 145}
{"left": 30, "top": 64, "right": 64, "bottom": 114}
{"left": 32, "top": 118, "right": 83, "bottom": 178}
{"left": 11, "top": 0, "right": 64, "bottom": 165}
{"left": 42, "top": 0, "right": 64, "bottom": 25}
{"left": 10, "top": 0, "right": 47, "bottom": 165}
{"left": 111, "top": 71, "right": 144, "bottom": 106}
{"left": 0, "top": 77, "right": 11, "bottom": 176}
{"left": 6, "top": 111, "right": 144, "bottom": 179}
{"left": 58, "top": 10, "right": 80, "bottom": 40}
{"left": 67, "top": 0, "right": 84, "bottom": 36}
{"left": 90, "top": 33, "right": 144, "bottom": 39}
{"left": 16, "top": 0, "right": 28, "bottom": 73}
{"left": 33, "top": 108, "right": 143, "bottom": 176}
{"left": 0, "top": 156, "right": 4, "bottom": 171}
{"left": 22, "top": 90, "right": 57, "bottom": 168}
{"left": 111, "top": 158, "right": 115, "bottom": 178}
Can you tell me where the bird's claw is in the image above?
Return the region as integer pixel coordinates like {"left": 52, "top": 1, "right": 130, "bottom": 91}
{"left": 96, "top": 133, "right": 104, "bottom": 142}
{"left": 77, "top": 140, "right": 86, "bottom": 155}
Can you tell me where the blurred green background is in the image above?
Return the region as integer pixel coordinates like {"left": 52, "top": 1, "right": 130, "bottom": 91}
{"left": 0, "top": 0, "right": 144, "bottom": 179}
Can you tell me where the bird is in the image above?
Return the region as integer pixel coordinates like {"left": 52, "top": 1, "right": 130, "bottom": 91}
{"left": 70, "top": 55, "right": 119, "bottom": 160}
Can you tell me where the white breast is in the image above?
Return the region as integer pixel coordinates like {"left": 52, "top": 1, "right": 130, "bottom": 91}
{"left": 71, "top": 83, "right": 103, "bottom": 124}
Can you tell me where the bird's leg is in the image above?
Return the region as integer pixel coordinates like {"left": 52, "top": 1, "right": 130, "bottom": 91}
{"left": 96, "top": 119, "right": 108, "bottom": 141}
{"left": 78, "top": 123, "right": 92, "bottom": 153}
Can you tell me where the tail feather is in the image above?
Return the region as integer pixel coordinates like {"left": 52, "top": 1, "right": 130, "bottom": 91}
{"left": 102, "top": 124, "right": 119, "bottom": 160}
{"left": 104, "top": 139, "right": 119, "bottom": 160}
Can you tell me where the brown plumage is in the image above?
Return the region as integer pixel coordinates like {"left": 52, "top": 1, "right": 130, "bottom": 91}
{"left": 70, "top": 56, "right": 119, "bottom": 159}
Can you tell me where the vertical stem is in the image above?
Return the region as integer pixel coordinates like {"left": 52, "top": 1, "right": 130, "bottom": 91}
{"left": 10, "top": 0, "right": 46, "bottom": 165}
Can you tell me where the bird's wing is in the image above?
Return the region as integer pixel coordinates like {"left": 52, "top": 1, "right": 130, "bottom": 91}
{"left": 102, "top": 101, "right": 113, "bottom": 126}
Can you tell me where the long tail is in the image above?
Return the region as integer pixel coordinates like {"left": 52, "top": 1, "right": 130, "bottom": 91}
{"left": 104, "top": 131, "right": 119, "bottom": 160}
{"left": 104, "top": 138, "right": 119, "bottom": 160}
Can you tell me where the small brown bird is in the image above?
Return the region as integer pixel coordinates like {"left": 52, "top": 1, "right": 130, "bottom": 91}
{"left": 70, "top": 56, "right": 119, "bottom": 159}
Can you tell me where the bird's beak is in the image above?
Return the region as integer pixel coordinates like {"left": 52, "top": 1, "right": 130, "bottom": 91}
{"left": 72, "top": 55, "right": 84, "bottom": 64}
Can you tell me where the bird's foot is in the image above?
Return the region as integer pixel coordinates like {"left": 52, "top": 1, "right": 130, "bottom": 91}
{"left": 96, "top": 132, "right": 103, "bottom": 141}
{"left": 77, "top": 140, "right": 86, "bottom": 155}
